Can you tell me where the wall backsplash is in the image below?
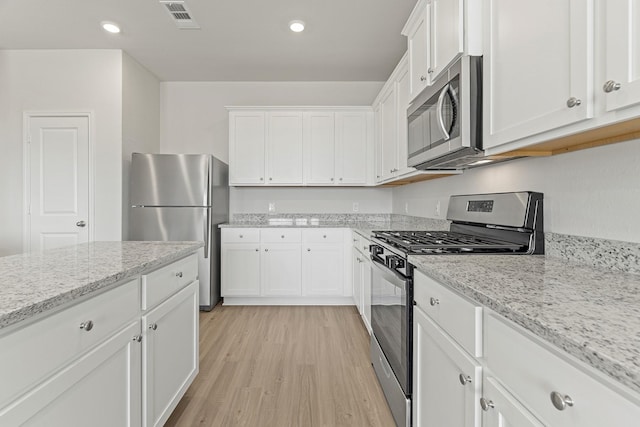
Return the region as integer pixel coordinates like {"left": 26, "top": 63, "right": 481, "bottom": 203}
{"left": 392, "top": 138, "right": 640, "bottom": 244}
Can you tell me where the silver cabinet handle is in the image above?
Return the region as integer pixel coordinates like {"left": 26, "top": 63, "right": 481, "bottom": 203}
{"left": 353, "top": 238, "right": 357, "bottom": 243}
{"left": 265, "top": 248, "right": 269, "bottom": 252}
{"left": 255, "top": 248, "right": 259, "bottom": 252}
{"left": 459, "top": 374, "right": 472, "bottom": 385}
{"left": 175, "top": 271, "right": 183, "bottom": 278}
{"left": 603, "top": 80, "right": 621, "bottom": 93}
{"left": 79, "top": 320, "right": 94, "bottom": 331}
{"left": 269, "top": 177, "right": 273, "bottom": 181}
{"left": 363, "top": 245, "right": 368, "bottom": 250}
{"left": 149, "top": 323, "right": 158, "bottom": 331}
{"left": 566, "top": 97, "right": 582, "bottom": 108}
{"left": 330, "top": 177, "right": 334, "bottom": 181}
{"left": 420, "top": 75, "right": 427, "bottom": 81}
{"left": 307, "top": 248, "right": 311, "bottom": 252}
{"left": 339, "top": 177, "right": 343, "bottom": 181}
{"left": 429, "top": 297, "right": 439, "bottom": 306}
{"left": 76, "top": 220, "right": 86, "bottom": 227}
{"left": 260, "top": 177, "right": 264, "bottom": 181}
{"left": 480, "top": 398, "right": 494, "bottom": 411}
{"left": 550, "top": 391, "right": 574, "bottom": 411}
{"left": 323, "top": 235, "right": 327, "bottom": 238}
{"left": 281, "top": 235, "right": 285, "bottom": 238}
{"left": 239, "top": 234, "right": 243, "bottom": 238}
{"left": 133, "top": 335, "right": 142, "bottom": 343}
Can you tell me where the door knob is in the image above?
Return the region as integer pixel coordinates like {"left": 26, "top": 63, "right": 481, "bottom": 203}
{"left": 566, "top": 97, "right": 582, "bottom": 108}
{"left": 603, "top": 80, "right": 621, "bottom": 93}
{"left": 76, "top": 220, "right": 87, "bottom": 227}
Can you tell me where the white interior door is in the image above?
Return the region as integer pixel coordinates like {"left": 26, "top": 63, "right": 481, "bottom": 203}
{"left": 27, "top": 115, "right": 90, "bottom": 252}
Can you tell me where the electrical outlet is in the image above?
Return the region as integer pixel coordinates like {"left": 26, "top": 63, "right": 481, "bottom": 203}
{"left": 352, "top": 202, "right": 359, "bottom": 212}
{"left": 435, "top": 201, "right": 441, "bottom": 216}
{"left": 268, "top": 202, "right": 276, "bottom": 213}
{"left": 405, "top": 202, "right": 409, "bottom": 214}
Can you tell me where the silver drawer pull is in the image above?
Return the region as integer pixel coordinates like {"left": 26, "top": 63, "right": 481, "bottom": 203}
{"left": 480, "top": 398, "right": 494, "bottom": 411}
{"left": 603, "top": 80, "right": 621, "bottom": 93}
{"left": 550, "top": 391, "right": 574, "bottom": 411}
{"left": 566, "top": 97, "right": 581, "bottom": 108}
{"left": 175, "top": 271, "right": 183, "bottom": 278}
{"left": 149, "top": 323, "right": 158, "bottom": 331}
{"left": 79, "top": 320, "right": 94, "bottom": 331}
{"left": 459, "top": 374, "right": 472, "bottom": 385}
{"left": 133, "top": 335, "right": 142, "bottom": 343}
{"left": 281, "top": 235, "right": 285, "bottom": 238}
{"left": 429, "top": 297, "right": 439, "bottom": 306}
{"left": 239, "top": 234, "right": 243, "bottom": 238}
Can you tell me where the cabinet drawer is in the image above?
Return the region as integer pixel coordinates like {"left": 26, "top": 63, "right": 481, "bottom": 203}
{"left": 222, "top": 228, "right": 260, "bottom": 243}
{"left": 485, "top": 313, "right": 640, "bottom": 427}
{"left": 0, "top": 278, "right": 140, "bottom": 407}
{"left": 414, "top": 270, "right": 482, "bottom": 357}
{"left": 261, "top": 228, "right": 302, "bottom": 243}
{"left": 142, "top": 254, "right": 198, "bottom": 310}
{"left": 303, "top": 228, "right": 343, "bottom": 243}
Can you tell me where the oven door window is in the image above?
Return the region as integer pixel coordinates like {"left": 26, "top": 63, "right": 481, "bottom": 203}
{"left": 371, "top": 261, "right": 408, "bottom": 394}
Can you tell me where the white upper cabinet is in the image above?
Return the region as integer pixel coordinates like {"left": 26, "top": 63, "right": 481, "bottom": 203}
{"left": 406, "top": 3, "right": 431, "bottom": 101}
{"left": 335, "top": 111, "right": 370, "bottom": 185}
{"left": 230, "top": 107, "right": 371, "bottom": 187}
{"left": 267, "top": 111, "right": 304, "bottom": 185}
{"left": 403, "top": 0, "right": 481, "bottom": 103}
{"left": 604, "top": 0, "right": 640, "bottom": 112}
{"left": 303, "top": 111, "right": 335, "bottom": 185}
{"left": 378, "top": 83, "right": 398, "bottom": 182}
{"left": 229, "top": 111, "right": 266, "bottom": 185}
{"left": 483, "top": 0, "right": 594, "bottom": 150}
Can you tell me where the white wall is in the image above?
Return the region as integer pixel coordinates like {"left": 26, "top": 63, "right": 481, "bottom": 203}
{"left": 392, "top": 139, "right": 640, "bottom": 243}
{"left": 0, "top": 50, "right": 123, "bottom": 256}
{"left": 160, "top": 81, "right": 391, "bottom": 214}
{"left": 122, "top": 53, "right": 161, "bottom": 239}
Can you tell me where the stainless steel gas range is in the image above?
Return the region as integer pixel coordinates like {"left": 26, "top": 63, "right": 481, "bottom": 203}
{"left": 368, "top": 191, "right": 544, "bottom": 427}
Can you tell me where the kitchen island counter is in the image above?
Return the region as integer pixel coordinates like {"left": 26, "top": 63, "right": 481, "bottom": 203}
{"left": 0, "top": 241, "right": 203, "bottom": 330}
{"left": 410, "top": 253, "right": 640, "bottom": 395}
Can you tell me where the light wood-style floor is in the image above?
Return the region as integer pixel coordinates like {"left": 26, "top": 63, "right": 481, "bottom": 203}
{"left": 165, "top": 305, "right": 395, "bottom": 427}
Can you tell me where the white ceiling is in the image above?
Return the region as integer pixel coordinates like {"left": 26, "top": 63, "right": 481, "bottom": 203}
{"left": 0, "top": 0, "right": 418, "bottom": 81}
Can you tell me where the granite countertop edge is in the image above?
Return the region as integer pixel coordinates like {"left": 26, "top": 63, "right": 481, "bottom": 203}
{"left": 408, "top": 254, "right": 640, "bottom": 396}
{"left": 0, "top": 242, "right": 203, "bottom": 331}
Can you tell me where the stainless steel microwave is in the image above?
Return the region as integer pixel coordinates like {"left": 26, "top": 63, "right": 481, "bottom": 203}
{"left": 407, "top": 56, "right": 483, "bottom": 170}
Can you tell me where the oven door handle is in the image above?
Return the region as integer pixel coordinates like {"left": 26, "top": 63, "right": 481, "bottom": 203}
{"left": 371, "top": 257, "right": 408, "bottom": 289}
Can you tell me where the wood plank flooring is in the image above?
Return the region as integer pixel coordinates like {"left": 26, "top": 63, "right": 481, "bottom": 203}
{"left": 165, "top": 305, "right": 395, "bottom": 427}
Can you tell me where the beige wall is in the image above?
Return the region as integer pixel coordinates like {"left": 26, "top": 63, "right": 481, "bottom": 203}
{"left": 122, "top": 53, "right": 161, "bottom": 239}
{"left": 159, "top": 81, "right": 392, "bottom": 214}
{"left": 392, "top": 139, "right": 640, "bottom": 242}
{"left": 0, "top": 50, "right": 123, "bottom": 256}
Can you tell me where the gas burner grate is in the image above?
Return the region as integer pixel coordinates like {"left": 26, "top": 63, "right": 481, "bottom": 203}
{"left": 373, "top": 230, "right": 524, "bottom": 254}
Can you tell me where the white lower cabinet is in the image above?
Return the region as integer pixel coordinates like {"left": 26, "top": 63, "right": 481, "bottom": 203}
{"left": 413, "top": 305, "right": 481, "bottom": 427}
{"left": 351, "top": 231, "right": 372, "bottom": 333}
{"left": 222, "top": 228, "right": 349, "bottom": 303}
{"left": 481, "top": 376, "right": 545, "bottom": 427}
{"left": 262, "top": 243, "right": 302, "bottom": 296}
{"left": 142, "top": 280, "right": 198, "bottom": 427}
{"left": 0, "top": 321, "right": 142, "bottom": 426}
{"left": 0, "top": 254, "right": 199, "bottom": 427}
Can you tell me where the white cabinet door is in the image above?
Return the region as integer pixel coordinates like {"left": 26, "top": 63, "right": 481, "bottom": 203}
{"left": 0, "top": 321, "right": 142, "bottom": 427}
{"left": 302, "top": 243, "right": 344, "bottom": 296}
{"left": 143, "top": 281, "right": 198, "bottom": 427}
{"left": 262, "top": 244, "right": 302, "bottom": 296}
{"left": 407, "top": 2, "right": 430, "bottom": 101}
{"left": 480, "top": 377, "right": 545, "bottom": 427}
{"left": 267, "top": 111, "right": 303, "bottom": 184}
{"left": 373, "top": 103, "right": 383, "bottom": 182}
{"left": 604, "top": 0, "right": 640, "bottom": 112}
{"left": 379, "top": 84, "right": 398, "bottom": 181}
{"left": 221, "top": 243, "right": 261, "bottom": 296}
{"left": 352, "top": 250, "right": 363, "bottom": 313}
{"left": 362, "top": 258, "right": 372, "bottom": 333}
{"left": 413, "top": 306, "right": 481, "bottom": 427}
{"left": 303, "top": 111, "right": 335, "bottom": 185}
{"left": 483, "top": 0, "right": 593, "bottom": 149}
{"left": 395, "top": 58, "right": 414, "bottom": 176}
{"left": 430, "top": 0, "right": 464, "bottom": 81}
{"left": 335, "top": 111, "right": 369, "bottom": 185}
{"left": 229, "top": 111, "right": 266, "bottom": 185}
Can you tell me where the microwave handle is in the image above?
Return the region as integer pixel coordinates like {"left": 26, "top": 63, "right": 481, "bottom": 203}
{"left": 437, "top": 83, "right": 451, "bottom": 141}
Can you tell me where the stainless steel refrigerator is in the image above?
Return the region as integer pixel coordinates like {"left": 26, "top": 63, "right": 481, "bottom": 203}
{"left": 129, "top": 153, "right": 229, "bottom": 311}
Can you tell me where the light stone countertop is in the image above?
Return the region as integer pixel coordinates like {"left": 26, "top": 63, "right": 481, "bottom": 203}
{"left": 0, "top": 241, "right": 203, "bottom": 331}
{"left": 409, "top": 254, "right": 640, "bottom": 395}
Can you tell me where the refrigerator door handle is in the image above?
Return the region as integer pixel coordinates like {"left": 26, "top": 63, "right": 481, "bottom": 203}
{"left": 203, "top": 208, "right": 210, "bottom": 258}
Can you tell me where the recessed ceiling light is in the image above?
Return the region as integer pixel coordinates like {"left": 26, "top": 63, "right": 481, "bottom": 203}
{"left": 289, "top": 20, "right": 305, "bottom": 33}
{"left": 101, "top": 21, "right": 121, "bottom": 34}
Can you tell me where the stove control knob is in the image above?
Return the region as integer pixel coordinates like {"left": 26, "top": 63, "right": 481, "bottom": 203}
{"left": 387, "top": 255, "right": 405, "bottom": 270}
{"left": 370, "top": 245, "right": 384, "bottom": 256}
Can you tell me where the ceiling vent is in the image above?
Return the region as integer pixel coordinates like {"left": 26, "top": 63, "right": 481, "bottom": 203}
{"left": 159, "top": 1, "right": 200, "bottom": 29}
